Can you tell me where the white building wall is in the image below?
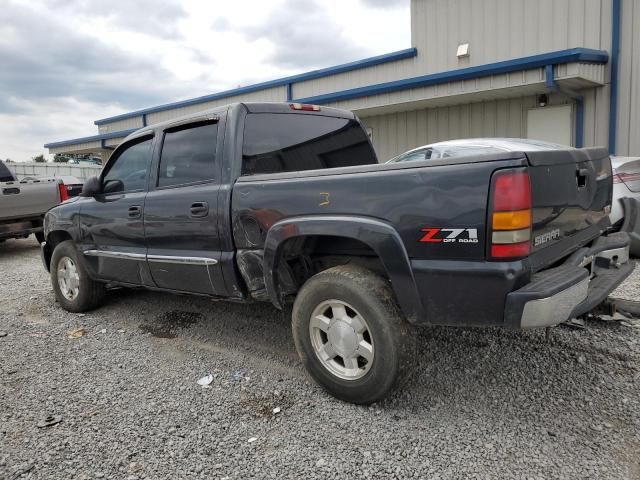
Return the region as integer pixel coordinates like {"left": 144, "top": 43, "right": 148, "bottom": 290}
{"left": 616, "top": 0, "right": 640, "bottom": 155}
{"left": 292, "top": 58, "right": 417, "bottom": 99}
{"left": 360, "top": 94, "right": 574, "bottom": 162}
{"left": 97, "top": 116, "right": 144, "bottom": 134}
{"left": 411, "top": 0, "right": 611, "bottom": 73}
{"left": 145, "top": 86, "right": 287, "bottom": 125}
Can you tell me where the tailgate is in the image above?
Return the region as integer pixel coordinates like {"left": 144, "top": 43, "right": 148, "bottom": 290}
{"left": 526, "top": 147, "right": 612, "bottom": 271}
{"left": 0, "top": 179, "right": 60, "bottom": 221}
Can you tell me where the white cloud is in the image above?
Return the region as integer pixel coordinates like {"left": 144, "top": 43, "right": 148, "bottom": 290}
{"left": 0, "top": 0, "right": 409, "bottom": 161}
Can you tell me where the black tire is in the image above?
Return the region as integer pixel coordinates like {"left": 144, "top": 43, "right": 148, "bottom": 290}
{"left": 34, "top": 231, "right": 45, "bottom": 244}
{"left": 292, "top": 265, "right": 416, "bottom": 404}
{"left": 50, "top": 240, "right": 106, "bottom": 312}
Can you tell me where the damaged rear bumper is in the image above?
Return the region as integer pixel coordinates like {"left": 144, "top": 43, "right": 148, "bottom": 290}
{"left": 505, "top": 232, "right": 635, "bottom": 329}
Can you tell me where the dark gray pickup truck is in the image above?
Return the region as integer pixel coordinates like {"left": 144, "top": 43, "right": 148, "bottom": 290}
{"left": 41, "top": 102, "right": 634, "bottom": 403}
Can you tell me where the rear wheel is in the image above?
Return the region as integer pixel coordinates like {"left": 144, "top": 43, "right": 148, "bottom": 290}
{"left": 51, "top": 240, "right": 105, "bottom": 312}
{"left": 292, "top": 265, "right": 416, "bottom": 404}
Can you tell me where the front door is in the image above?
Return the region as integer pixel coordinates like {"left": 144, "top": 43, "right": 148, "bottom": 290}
{"left": 143, "top": 120, "right": 224, "bottom": 295}
{"left": 79, "top": 135, "right": 154, "bottom": 285}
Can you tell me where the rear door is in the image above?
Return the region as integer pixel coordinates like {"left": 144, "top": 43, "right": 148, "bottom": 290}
{"left": 526, "top": 147, "right": 612, "bottom": 270}
{"left": 143, "top": 118, "right": 225, "bottom": 295}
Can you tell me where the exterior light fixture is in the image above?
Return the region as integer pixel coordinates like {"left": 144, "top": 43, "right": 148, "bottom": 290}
{"left": 457, "top": 43, "right": 470, "bottom": 58}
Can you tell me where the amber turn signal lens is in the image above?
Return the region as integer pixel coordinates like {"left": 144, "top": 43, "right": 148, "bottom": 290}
{"left": 492, "top": 209, "right": 531, "bottom": 231}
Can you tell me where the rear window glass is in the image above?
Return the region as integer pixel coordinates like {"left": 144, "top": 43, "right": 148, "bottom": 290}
{"left": 241, "top": 113, "right": 377, "bottom": 175}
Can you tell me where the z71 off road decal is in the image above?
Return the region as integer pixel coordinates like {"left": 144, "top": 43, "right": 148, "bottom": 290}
{"left": 419, "top": 228, "right": 479, "bottom": 243}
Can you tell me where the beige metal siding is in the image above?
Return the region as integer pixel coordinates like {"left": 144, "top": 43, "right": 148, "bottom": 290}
{"left": 48, "top": 140, "right": 102, "bottom": 155}
{"left": 97, "top": 116, "right": 144, "bottom": 134}
{"left": 292, "top": 58, "right": 417, "bottom": 99}
{"left": 616, "top": 0, "right": 640, "bottom": 155}
{"left": 360, "top": 95, "right": 574, "bottom": 162}
{"left": 411, "top": 0, "right": 612, "bottom": 74}
{"left": 146, "top": 86, "right": 286, "bottom": 125}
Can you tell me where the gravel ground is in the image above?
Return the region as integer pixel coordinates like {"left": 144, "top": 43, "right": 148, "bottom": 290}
{"left": 1, "top": 238, "right": 639, "bottom": 479}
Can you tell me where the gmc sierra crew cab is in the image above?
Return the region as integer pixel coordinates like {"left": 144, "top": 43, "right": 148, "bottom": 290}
{"left": 40, "top": 102, "right": 634, "bottom": 404}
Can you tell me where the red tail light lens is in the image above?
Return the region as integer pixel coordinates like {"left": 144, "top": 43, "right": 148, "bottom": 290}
{"left": 58, "top": 182, "right": 69, "bottom": 202}
{"left": 493, "top": 171, "right": 531, "bottom": 211}
{"left": 489, "top": 169, "right": 532, "bottom": 260}
{"left": 491, "top": 242, "right": 531, "bottom": 259}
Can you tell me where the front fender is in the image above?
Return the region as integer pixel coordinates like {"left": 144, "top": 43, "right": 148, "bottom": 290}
{"left": 263, "top": 215, "right": 421, "bottom": 322}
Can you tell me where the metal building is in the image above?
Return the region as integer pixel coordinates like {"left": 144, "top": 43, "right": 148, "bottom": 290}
{"left": 45, "top": 0, "right": 639, "bottom": 163}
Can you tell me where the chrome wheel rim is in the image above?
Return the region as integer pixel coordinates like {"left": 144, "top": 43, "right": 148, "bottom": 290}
{"left": 309, "top": 299, "right": 374, "bottom": 380}
{"left": 57, "top": 257, "right": 80, "bottom": 301}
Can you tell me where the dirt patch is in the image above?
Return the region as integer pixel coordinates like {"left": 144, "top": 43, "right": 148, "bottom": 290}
{"left": 239, "top": 391, "right": 295, "bottom": 419}
{"left": 139, "top": 310, "right": 203, "bottom": 338}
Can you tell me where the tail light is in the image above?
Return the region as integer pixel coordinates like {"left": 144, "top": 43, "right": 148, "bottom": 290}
{"left": 489, "top": 169, "right": 531, "bottom": 260}
{"left": 289, "top": 103, "right": 320, "bottom": 111}
{"left": 58, "top": 182, "right": 69, "bottom": 202}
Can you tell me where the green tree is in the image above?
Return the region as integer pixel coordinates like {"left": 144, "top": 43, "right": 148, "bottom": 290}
{"left": 53, "top": 154, "right": 69, "bottom": 163}
{"left": 32, "top": 154, "right": 46, "bottom": 163}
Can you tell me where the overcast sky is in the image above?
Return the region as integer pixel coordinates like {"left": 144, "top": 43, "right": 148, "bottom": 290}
{"left": 0, "top": 0, "right": 409, "bottom": 161}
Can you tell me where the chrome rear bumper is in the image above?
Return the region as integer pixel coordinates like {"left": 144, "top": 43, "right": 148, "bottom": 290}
{"left": 505, "top": 232, "right": 634, "bottom": 329}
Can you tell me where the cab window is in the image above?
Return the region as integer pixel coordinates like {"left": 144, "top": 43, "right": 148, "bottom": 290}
{"left": 102, "top": 137, "right": 153, "bottom": 193}
{"left": 158, "top": 122, "right": 218, "bottom": 188}
{"left": 241, "top": 113, "right": 377, "bottom": 175}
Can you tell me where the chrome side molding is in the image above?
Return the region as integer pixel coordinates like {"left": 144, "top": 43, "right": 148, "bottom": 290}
{"left": 146, "top": 254, "right": 218, "bottom": 265}
{"left": 83, "top": 250, "right": 146, "bottom": 260}
{"left": 83, "top": 249, "right": 218, "bottom": 265}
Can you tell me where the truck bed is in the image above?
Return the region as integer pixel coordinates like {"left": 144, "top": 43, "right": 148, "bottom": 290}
{"left": 232, "top": 147, "right": 612, "bottom": 327}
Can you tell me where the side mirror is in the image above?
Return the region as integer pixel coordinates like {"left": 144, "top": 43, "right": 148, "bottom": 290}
{"left": 81, "top": 176, "right": 102, "bottom": 197}
{"left": 102, "top": 179, "right": 124, "bottom": 194}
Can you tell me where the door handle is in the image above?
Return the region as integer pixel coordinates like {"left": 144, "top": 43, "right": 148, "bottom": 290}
{"left": 577, "top": 168, "right": 590, "bottom": 188}
{"left": 128, "top": 205, "right": 142, "bottom": 218}
{"left": 190, "top": 201, "right": 209, "bottom": 217}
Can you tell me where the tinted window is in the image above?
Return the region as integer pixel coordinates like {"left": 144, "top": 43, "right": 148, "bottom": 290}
{"left": 242, "top": 113, "right": 377, "bottom": 175}
{"left": 0, "top": 161, "right": 15, "bottom": 182}
{"left": 393, "top": 149, "right": 427, "bottom": 163}
{"left": 102, "top": 137, "right": 152, "bottom": 193}
{"left": 441, "top": 145, "right": 504, "bottom": 158}
{"left": 158, "top": 122, "right": 218, "bottom": 187}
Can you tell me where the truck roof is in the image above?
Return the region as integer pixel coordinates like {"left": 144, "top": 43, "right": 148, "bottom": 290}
{"left": 121, "top": 102, "right": 356, "bottom": 145}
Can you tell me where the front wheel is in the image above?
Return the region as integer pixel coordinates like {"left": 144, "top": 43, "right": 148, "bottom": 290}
{"left": 292, "top": 265, "right": 416, "bottom": 404}
{"left": 50, "top": 240, "right": 105, "bottom": 312}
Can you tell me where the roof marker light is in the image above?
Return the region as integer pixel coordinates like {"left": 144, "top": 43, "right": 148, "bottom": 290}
{"left": 289, "top": 103, "right": 321, "bottom": 111}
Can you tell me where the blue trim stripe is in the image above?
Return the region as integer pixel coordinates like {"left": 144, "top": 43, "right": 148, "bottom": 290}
{"left": 93, "top": 47, "right": 417, "bottom": 125}
{"left": 575, "top": 98, "right": 584, "bottom": 148}
{"left": 544, "top": 64, "right": 555, "bottom": 89}
{"left": 294, "top": 48, "right": 609, "bottom": 105}
{"left": 608, "top": 0, "right": 620, "bottom": 154}
{"left": 44, "top": 128, "right": 138, "bottom": 149}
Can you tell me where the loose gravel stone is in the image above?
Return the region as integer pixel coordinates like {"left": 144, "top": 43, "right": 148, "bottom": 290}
{"left": 1, "top": 238, "right": 639, "bottom": 479}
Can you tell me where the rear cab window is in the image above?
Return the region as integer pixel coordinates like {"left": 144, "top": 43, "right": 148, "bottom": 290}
{"left": 241, "top": 113, "right": 377, "bottom": 175}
